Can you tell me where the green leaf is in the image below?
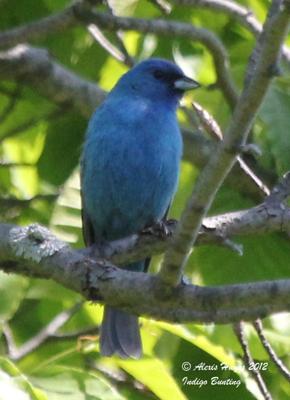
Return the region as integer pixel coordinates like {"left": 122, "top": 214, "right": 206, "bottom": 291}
{"left": 117, "top": 358, "right": 187, "bottom": 400}
{"left": 156, "top": 322, "right": 237, "bottom": 369}
{"left": 38, "top": 114, "right": 86, "bottom": 186}
{"left": 49, "top": 168, "right": 82, "bottom": 246}
{"left": 0, "top": 272, "right": 28, "bottom": 322}
{"left": 30, "top": 366, "right": 125, "bottom": 400}
{"left": 260, "top": 85, "right": 290, "bottom": 174}
{"left": 0, "top": 357, "right": 47, "bottom": 400}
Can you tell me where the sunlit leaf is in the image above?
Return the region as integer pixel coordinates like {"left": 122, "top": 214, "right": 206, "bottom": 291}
{"left": 30, "top": 366, "right": 125, "bottom": 400}
{"left": 117, "top": 358, "right": 187, "bottom": 400}
{"left": 0, "top": 273, "right": 28, "bottom": 323}
{"left": 0, "top": 357, "right": 47, "bottom": 400}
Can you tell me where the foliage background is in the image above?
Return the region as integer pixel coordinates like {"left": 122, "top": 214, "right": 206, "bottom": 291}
{"left": 0, "top": 0, "right": 290, "bottom": 399}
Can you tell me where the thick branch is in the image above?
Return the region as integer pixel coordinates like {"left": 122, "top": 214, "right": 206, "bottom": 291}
{"left": 1, "top": 173, "right": 290, "bottom": 270}
{"left": 98, "top": 172, "right": 290, "bottom": 265}
{"left": 0, "top": 45, "right": 105, "bottom": 117}
{"left": 159, "top": 0, "right": 290, "bottom": 286}
{"left": 1, "top": 223, "right": 290, "bottom": 324}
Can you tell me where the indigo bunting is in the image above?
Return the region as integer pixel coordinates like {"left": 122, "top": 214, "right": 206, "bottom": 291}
{"left": 81, "top": 58, "right": 199, "bottom": 358}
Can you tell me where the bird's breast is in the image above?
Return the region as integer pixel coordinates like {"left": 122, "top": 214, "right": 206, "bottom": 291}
{"left": 82, "top": 101, "right": 182, "bottom": 239}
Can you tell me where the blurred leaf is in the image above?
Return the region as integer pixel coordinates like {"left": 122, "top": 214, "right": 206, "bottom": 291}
{"left": 0, "top": 272, "right": 28, "bottom": 323}
{"left": 260, "top": 85, "right": 290, "bottom": 174}
{"left": 30, "top": 366, "right": 125, "bottom": 400}
{"left": 38, "top": 113, "right": 86, "bottom": 186}
{"left": 50, "top": 168, "right": 82, "bottom": 246}
{"left": 156, "top": 323, "right": 237, "bottom": 368}
{"left": 190, "top": 232, "right": 290, "bottom": 286}
{"left": 0, "top": 357, "right": 47, "bottom": 400}
{"left": 0, "top": 0, "right": 49, "bottom": 29}
{"left": 117, "top": 358, "right": 186, "bottom": 400}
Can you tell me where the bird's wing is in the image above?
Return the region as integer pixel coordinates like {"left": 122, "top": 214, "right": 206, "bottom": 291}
{"left": 80, "top": 155, "right": 96, "bottom": 247}
{"left": 81, "top": 200, "right": 95, "bottom": 246}
{"left": 143, "top": 201, "right": 172, "bottom": 273}
{"left": 163, "top": 202, "right": 171, "bottom": 220}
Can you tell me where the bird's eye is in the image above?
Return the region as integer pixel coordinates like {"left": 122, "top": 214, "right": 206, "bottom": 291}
{"left": 153, "top": 70, "right": 165, "bottom": 80}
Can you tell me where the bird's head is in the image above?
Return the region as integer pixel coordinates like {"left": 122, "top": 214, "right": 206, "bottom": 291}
{"left": 113, "top": 58, "right": 200, "bottom": 107}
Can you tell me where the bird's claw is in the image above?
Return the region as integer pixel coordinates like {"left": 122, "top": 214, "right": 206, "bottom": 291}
{"left": 141, "top": 219, "right": 175, "bottom": 239}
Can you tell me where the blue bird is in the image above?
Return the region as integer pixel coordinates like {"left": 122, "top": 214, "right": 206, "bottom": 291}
{"left": 81, "top": 58, "right": 199, "bottom": 358}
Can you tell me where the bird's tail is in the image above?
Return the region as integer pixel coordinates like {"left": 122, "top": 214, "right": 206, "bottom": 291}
{"left": 99, "top": 261, "right": 144, "bottom": 358}
{"left": 100, "top": 306, "right": 141, "bottom": 358}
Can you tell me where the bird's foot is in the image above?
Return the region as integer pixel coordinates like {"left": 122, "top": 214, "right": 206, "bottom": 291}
{"left": 181, "top": 275, "right": 191, "bottom": 286}
{"left": 141, "top": 219, "right": 176, "bottom": 239}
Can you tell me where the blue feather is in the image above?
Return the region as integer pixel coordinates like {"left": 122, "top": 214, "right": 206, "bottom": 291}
{"left": 81, "top": 58, "right": 199, "bottom": 357}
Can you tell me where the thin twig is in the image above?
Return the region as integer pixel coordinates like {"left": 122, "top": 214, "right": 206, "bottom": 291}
{"left": 148, "top": 0, "right": 172, "bottom": 14}
{"left": 234, "top": 322, "right": 272, "bottom": 400}
{"left": 0, "top": 161, "right": 34, "bottom": 168}
{"left": 3, "top": 302, "right": 84, "bottom": 361}
{"left": 193, "top": 101, "right": 270, "bottom": 196}
{"left": 87, "top": 24, "right": 128, "bottom": 64}
{"left": 253, "top": 319, "right": 290, "bottom": 382}
{"left": 104, "top": 1, "right": 135, "bottom": 67}
{"left": 50, "top": 326, "right": 99, "bottom": 341}
{"left": 236, "top": 158, "right": 270, "bottom": 196}
{"left": 74, "top": 8, "right": 239, "bottom": 108}
{"left": 264, "top": 170, "right": 290, "bottom": 205}
{"left": 172, "top": 0, "right": 290, "bottom": 65}
{"left": 172, "top": 0, "right": 262, "bottom": 35}
{"left": 2, "top": 323, "right": 18, "bottom": 357}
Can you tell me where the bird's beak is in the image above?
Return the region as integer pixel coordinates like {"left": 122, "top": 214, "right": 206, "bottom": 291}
{"left": 174, "top": 76, "right": 200, "bottom": 91}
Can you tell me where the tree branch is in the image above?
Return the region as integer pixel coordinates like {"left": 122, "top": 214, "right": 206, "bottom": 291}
{"left": 96, "top": 172, "right": 290, "bottom": 265}
{"left": 75, "top": 8, "right": 238, "bottom": 108}
{"left": 234, "top": 322, "right": 272, "bottom": 400}
{"left": 1, "top": 172, "right": 290, "bottom": 279}
{"left": 0, "top": 44, "right": 105, "bottom": 117}
{"left": 192, "top": 101, "right": 270, "bottom": 196}
{"left": 87, "top": 23, "right": 133, "bottom": 66}
{"left": 3, "top": 302, "right": 84, "bottom": 361}
{"left": 253, "top": 319, "right": 290, "bottom": 382}
{"left": 103, "top": 0, "right": 135, "bottom": 67}
{"left": 0, "top": 3, "right": 239, "bottom": 108}
{"left": 2, "top": 191, "right": 290, "bottom": 324}
{"left": 0, "top": 44, "right": 269, "bottom": 200}
{"left": 172, "top": 0, "right": 290, "bottom": 65}
{"left": 0, "top": 2, "right": 78, "bottom": 49}
{"left": 0, "top": 0, "right": 288, "bottom": 111}
{"left": 159, "top": 0, "right": 290, "bottom": 287}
